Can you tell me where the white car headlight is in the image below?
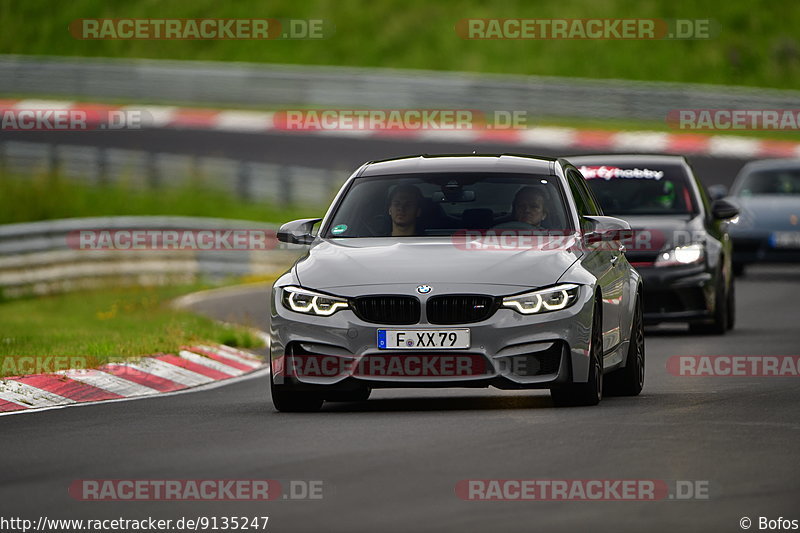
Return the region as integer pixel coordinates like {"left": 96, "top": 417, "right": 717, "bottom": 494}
{"left": 654, "top": 243, "right": 705, "bottom": 267}
{"left": 502, "top": 284, "right": 580, "bottom": 315}
{"left": 281, "top": 286, "right": 349, "bottom": 316}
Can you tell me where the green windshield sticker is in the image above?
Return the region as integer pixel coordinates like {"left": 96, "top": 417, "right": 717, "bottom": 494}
{"left": 332, "top": 224, "right": 348, "bottom": 235}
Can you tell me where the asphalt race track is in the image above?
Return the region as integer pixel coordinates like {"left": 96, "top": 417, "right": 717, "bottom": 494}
{"left": 3, "top": 128, "right": 748, "bottom": 188}
{"left": 1, "top": 264, "right": 799, "bottom": 532}
{"left": 1, "top": 132, "right": 798, "bottom": 532}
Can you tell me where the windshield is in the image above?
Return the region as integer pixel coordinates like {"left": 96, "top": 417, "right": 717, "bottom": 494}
{"left": 578, "top": 164, "right": 697, "bottom": 216}
{"left": 735, "top": 169, "right": 800, "bottom": 196}
{"left": 323, "top": 173, "right": 572, "bottom": 238}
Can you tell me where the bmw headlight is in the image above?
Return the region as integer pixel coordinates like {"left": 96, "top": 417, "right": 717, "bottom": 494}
{"left": 654, "top": 243, "right": 705, "bottom": 267}
{"left": 502, "top": 284, "right": 580, "bottom": 315}
{"left": 281, "top": 286, "right": 349, "bottom": 316}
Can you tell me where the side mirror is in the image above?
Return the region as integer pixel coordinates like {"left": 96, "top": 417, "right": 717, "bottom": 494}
{"left": 582, "top": 215, "right": 632, "bottom": 243}
{"left": 277, "top": 218, "right": 322, "bottom": 245}
{"left": 708, "top": 185, "right": 728, "bottom": 201}
{"left": 711, "top": 199, "right": 739, "bottom": 220}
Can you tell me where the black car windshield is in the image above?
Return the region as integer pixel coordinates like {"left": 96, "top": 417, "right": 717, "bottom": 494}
{"left": 735, "top": 169, "right": 800, "bottom": 196}
{"left": 323, "top": 173, "right": 572, "bottom": 238}
{"left": 578, "top": 163, "right": 697, "bottom": 216}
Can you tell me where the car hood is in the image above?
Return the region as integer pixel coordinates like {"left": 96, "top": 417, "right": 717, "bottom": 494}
{"left": 732, "top": 196, "right": 800, "bottom": 232}
{"left": 294, "top": 237, "right": 581, "bottom": 293}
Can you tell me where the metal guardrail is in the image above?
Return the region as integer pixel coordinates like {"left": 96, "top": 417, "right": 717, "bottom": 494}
{"left": 0, "top": 216, "right": 302, "bottom": 298}
{"left": 0, "top": 140, "right": 349, "bottom": 206}
{"left": 2, "top": 55, "right": 800, "bottom": 121}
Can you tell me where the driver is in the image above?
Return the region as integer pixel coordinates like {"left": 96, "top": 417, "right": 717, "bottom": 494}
{"left": 388, "top": 184, "right": 424, "bottom": 236}
{"left": 494, "top": 186, "right": 549, "bottom": 230}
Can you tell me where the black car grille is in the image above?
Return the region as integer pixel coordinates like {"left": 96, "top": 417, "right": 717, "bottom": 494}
{"left": 426, "top": 294, "right": 497, "bottom": 324}
{"left": 732, "top": 237, "right": 762, "bottom": 254}
{"left": 351, "top": 296, "right": 420, "bottom": 325}
{"left": 644, "top": 288, "right": 707, "bottom": 314}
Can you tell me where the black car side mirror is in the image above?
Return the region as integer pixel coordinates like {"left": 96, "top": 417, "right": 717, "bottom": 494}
{"left": 277, "top": 218, "right": 322, "bottom": 245}
{"left": 582, "top": 215, "right": 632, "bottom": 243}
{"left": 710, "top": 199, "right": 739, "bottom": 220}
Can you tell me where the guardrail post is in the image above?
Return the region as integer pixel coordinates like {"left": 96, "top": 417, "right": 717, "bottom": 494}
{"left": 147, "top": 152, "right": 159, "bottom": 188}
{"left": 279, "top": 165, "right": 293, "bottom": 206}
{"left": 48, "top": 144, "right": 59, "bottom": 177}
{"left": 97, "top": 147, "right": 108, "bottom": 185}
{"left": 237, "top": 160, "right": 251, "bottom": 200}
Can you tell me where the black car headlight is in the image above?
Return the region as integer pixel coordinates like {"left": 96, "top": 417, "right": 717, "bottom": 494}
{"left": 654, "top": 243, "right": 704, "bottom": 267}
{"left": 281, "top": 286, "right": 349, "bottom": 316}
{"left": 502, "top": 284, "right": 580, "bottom": 315}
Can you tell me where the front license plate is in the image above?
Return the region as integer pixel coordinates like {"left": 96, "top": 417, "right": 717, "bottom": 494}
{"left": 771, "top": 231, "right": 800, "bottom": 249}
{"left": 377, "top": 329, "right": 470, "bottom": 350}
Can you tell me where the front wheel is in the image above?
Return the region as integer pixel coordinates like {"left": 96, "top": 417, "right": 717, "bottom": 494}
{"left": 605, "top": 295, "right": 644, "bottom": 396}
{"left": 270, "top": 368, "right": 324, "bottom": 412}
{"left": 689, "top": 273, "right": 729, "bottom": 335}
{"left": 726, "top": 280, "right": 736, "bottom": 331}
{"left": 551, "top": 299, "right": 603, "bottom": 407}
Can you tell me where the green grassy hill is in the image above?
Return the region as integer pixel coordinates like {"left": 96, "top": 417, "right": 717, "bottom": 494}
{"left": 1, "top": 0, "right": 798, "bottom": 89}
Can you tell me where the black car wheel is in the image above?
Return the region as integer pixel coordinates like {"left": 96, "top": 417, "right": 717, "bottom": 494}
{"left": 551, "top": 299, "right": 603, "bottom": 407}
{"left": 605, "top": 295, "right": 644, "bottom": 396}
{"left": 726, "top": 279, "right": 736, "bottom": 331}
{"left": 690, "top": 269, "right": 729, "bottom": 335}
{"left": 270, "top": 367, "right": 324, "bottom": 412}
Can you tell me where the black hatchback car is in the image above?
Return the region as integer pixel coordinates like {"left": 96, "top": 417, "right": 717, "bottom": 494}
{"left": 569, "top": 154, "right": 739, "bottom": 334}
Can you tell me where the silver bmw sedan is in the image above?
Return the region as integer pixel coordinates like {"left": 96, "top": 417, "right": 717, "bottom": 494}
{"left": 269, "top": 154, "right": 643, "bottom": 411}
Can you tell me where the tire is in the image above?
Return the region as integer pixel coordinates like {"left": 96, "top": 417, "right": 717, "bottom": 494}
{"left": 605, "top": 295, "right": 644, "bottom": 396}
{"left": 270, "top": 368, "right": 324, "bottom": 412}
{"left": 726, "top": 279, "right": 736, "bottom": 331}
{"left": 551, "top": 299, "right": 603, "bottom": 407}
{"left": 689, "top": 271, "right": 729, "bottom": 335}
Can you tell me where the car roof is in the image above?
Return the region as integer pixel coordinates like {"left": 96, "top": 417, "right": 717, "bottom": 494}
{"left": 739, "top": 158, "right": 800, "bottom": 173}
{"left": 360, "top": 154, "right": 556, "bottom": 176}
{"left": 566, "top": 153, "right": 688, "bottom": 166}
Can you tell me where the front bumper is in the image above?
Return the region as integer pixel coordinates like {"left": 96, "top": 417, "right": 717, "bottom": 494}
{"left": 732, "top": 234, "right": 800, "bottom": 265}
{"left": 270, "top": 283, "right": 596, "bottom": 391}
{"left": 635, "top": 264, "right": 714, "bottom": 324}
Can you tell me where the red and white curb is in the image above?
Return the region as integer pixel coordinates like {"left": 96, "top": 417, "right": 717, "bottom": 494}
{"left": 2, "top": 98, "right": 800, "bottom": 159}
{"left": 0, "top": 344, "right": 264, "bottom": 414}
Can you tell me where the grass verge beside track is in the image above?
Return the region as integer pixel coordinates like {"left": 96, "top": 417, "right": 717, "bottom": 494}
{"left": 0, "top": 282, "right": 267, "bottom": 377}
{"left": 0, "top": 172, "right": 319, "bottom": 225}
